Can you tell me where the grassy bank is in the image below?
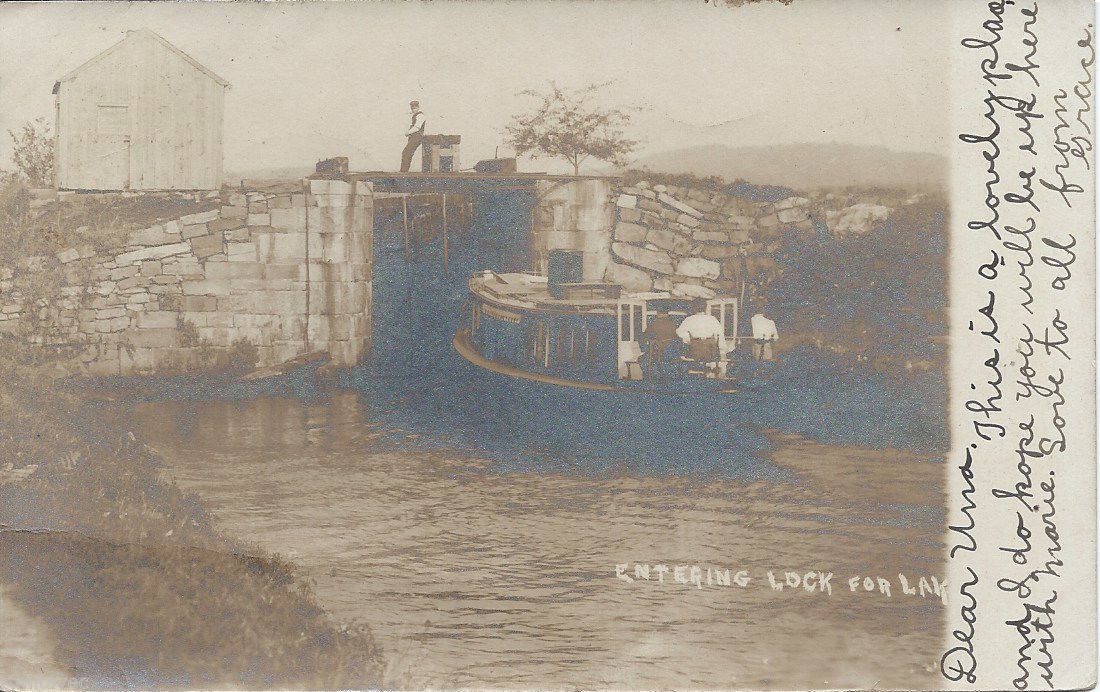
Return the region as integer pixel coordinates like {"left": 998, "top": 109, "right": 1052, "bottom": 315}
{"left": 0, "top": 342, "right": 383, "bottom": 689}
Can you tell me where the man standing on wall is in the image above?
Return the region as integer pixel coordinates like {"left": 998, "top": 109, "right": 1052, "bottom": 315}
{"left": 400, "top": 100, "right": 427, "bottom": 172}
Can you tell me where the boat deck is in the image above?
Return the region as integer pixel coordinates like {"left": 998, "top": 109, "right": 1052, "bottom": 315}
{"left": 470, "top": 272, "right": 670, "bottom": 316}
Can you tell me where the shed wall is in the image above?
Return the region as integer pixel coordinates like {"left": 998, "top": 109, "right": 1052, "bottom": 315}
{"left": 55, "top": 36, "right": 224, "bottom": 190}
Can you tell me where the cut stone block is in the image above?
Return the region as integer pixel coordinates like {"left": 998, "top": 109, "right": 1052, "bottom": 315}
{"left": 179, "top": 209, "right": 220, "bottom": 225}
{"left": 604, "top": 262, "right": 653, "bottom": 293}
{"left": 675, "top": 257, "right": 721, "bottom": 280}
{"left": 189, "top": 233, "right": 225, "bottom": 260}
{"left": 613, "top": 222, "right": 647, "bottom": 243}
{"left": 672, "top": 282, "right": 716, "bottom": 299}
{"left": 611, "top": 242, "right": 674, "bottom": 274}
{"left": 658, "top": 193, "right": 702, "bottom": 218}
{"left": 115, "top": 242, "right": 192, "bottom": 265}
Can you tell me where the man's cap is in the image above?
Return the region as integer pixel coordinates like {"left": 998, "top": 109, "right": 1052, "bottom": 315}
{"left": 410, "top": 100, "right": 420, "bottom": 108}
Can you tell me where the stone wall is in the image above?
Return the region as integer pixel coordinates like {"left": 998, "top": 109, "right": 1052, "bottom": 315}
{"left": 0, "top": 178, "right": 373, "bottom": 376}
{"left": 532, "top": 178, "right": 894, "bottom": 301}
{"left": 531, "top": 178, "right": 616, "bottom": 281}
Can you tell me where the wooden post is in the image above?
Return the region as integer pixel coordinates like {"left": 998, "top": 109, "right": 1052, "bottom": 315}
{"left": 411, "top": 201, "right": 419, "bottom": 259}
{"left": 442, "top": 192, "right": 449, "bottom": 273}
{"left": 402, "top": 196, "right": 410, "bottom": 263}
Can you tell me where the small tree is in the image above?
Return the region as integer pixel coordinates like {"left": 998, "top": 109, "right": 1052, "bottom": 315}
{"left": 9, "top": 117, "right": 55, "bottom": 188}
{"left": 505, "top": 82, "right": 637, "bottom": 175}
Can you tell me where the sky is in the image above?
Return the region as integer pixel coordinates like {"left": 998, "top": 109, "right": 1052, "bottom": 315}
{"left": 0, "top": 0, "right": 950, "bottom": 176}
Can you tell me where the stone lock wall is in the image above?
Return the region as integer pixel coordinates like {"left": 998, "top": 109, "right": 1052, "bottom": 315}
{"left": 532, "top": 178, "right": 894, "bottom": 301}
{"left": 0, "top": 178, "right": 373, "bottom": 376}
{"left": 531, "top": 178, "right": 616, "bottom": 281}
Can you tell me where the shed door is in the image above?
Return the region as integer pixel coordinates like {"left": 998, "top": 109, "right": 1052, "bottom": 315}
{"left": 93, "top": 104, "right": 130, "bottom": 190}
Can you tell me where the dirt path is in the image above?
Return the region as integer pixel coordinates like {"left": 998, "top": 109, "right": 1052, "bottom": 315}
{"left": 0, "top": 584, "right": 71, "bottom": 691}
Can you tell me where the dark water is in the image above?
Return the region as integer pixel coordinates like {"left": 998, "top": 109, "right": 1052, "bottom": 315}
{"left": 345, "top": 187, "right": 945, "bottom": 482}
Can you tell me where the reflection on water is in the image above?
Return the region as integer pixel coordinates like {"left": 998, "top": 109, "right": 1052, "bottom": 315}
{"left": 136, "top": 393, "right": 945, "bottom": 690}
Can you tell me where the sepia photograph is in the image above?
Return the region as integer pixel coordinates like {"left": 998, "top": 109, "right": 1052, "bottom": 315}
{"left": 0, "top": 1, "right": 1094, "bottom": 690}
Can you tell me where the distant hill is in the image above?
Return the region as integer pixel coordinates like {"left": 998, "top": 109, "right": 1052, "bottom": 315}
{"left": 223, "top": 166, "right": 315, "bottom": 184}
{"left": 633, "top": 143, "right": 947, "bottom": 191}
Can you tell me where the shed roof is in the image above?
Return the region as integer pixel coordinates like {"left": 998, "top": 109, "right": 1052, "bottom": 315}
{"left": 53, "top": 29, "right": 229, "bottom": 94}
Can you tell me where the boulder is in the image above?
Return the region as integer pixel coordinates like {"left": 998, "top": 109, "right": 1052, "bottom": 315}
{"left": 618, "top": 207, "right": 643, "bottom": 223}
{"left": 604, "top": 262, "right": 653, "bottom": 292}
{"left": 611, "top": 242, "right": 674, "bottom": 274}
{"left": 777, "top": 207, "right": 809, "bottom": 224}
{"left": 775, "top": 196, "right": 809, "bottom": 211}
{"left": 675, "top": 257, "right": 721, "bottom": 280}
{"left": 828, "top": 204, "right": 891, "bottom": 237}
{"left": 616, "top": 194, "right": 638, "bottom": 209}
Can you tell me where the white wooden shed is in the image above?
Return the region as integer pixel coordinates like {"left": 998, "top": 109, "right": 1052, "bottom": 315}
{"left": 53, "top": 30, "right": 229, "bottom": 191}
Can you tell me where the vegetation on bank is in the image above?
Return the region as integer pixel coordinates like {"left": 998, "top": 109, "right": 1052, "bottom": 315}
{"left": 768, "top": 193, "right": 948, "bottom": 366}
{"left": 0, "top": 341, "right": 384, "bottom": 688}
{"left": 621, "top": 167, "right": 798, "bottom": 202}
{"left": 2, "top": 124, "right": 383, "bottom": 688}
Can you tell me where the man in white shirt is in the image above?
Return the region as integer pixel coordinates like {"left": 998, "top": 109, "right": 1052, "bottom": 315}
{"left": 400, "top": 100, "right": 427, "bottom": 172}
{"left": 750, "top": 311, "right": 779, "bottom": 361}
{"left": 676, "top": 307, "right": 724, "bottom": 365}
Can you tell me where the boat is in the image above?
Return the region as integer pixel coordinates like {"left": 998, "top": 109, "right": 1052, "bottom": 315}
{"left": 453, "top": 269, "right": 744, "bottom": 394}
